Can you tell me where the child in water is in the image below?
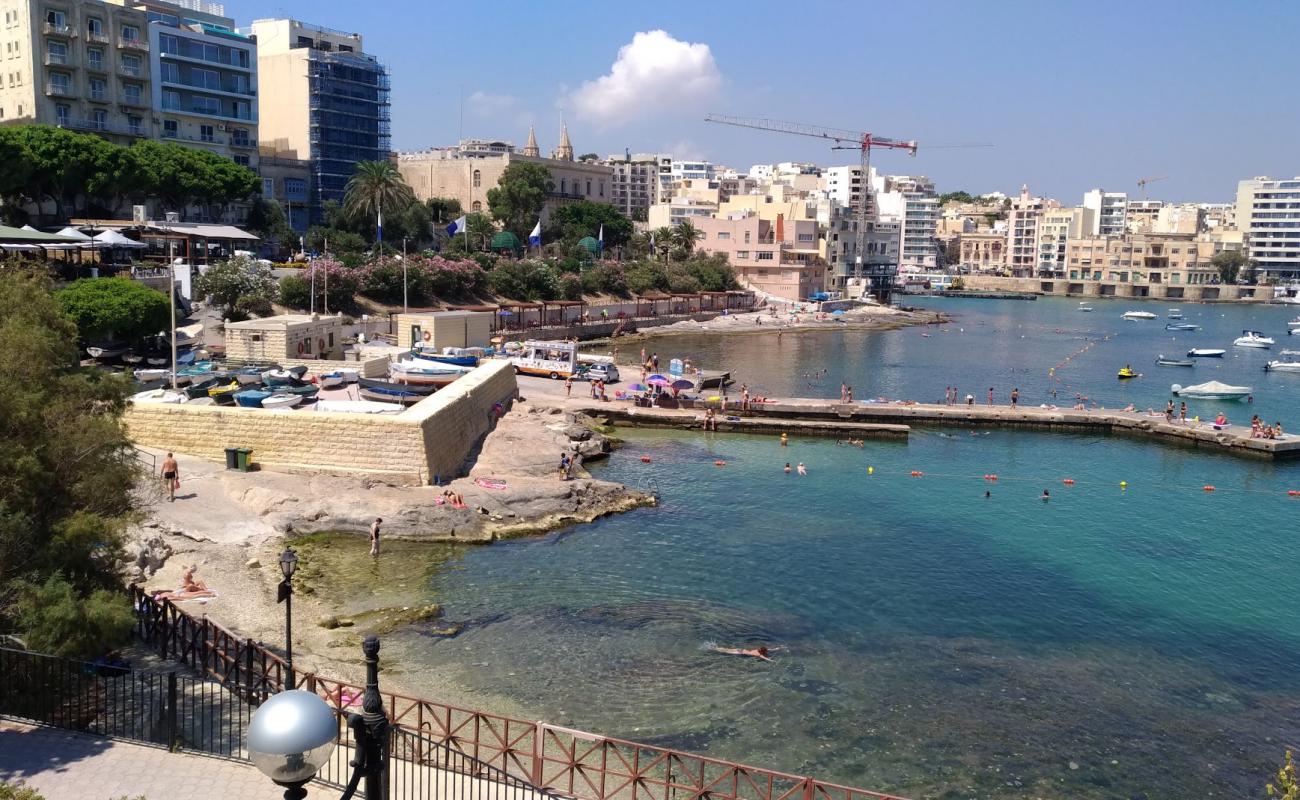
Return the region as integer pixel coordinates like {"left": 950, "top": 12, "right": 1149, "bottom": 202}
{"left": 783, "top": 463, "right": 792, "bottom": 474}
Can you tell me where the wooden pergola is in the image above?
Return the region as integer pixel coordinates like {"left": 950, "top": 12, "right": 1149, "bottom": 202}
{"left": 542, "top": 299, "right": 587, "bottom": 326}
{"left": 635, "top": 292, "right": 672, "bottom": 317}
{"left": 496, "top": 301, "right": 543, "bottom": 332}
{"left": 447, "top": 304, "right": 502, "bottom": 331}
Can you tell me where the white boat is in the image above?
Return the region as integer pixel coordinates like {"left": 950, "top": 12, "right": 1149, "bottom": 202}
{"left": 1122, "top": 310, "right": 1158, "bottom": 320}
{"left": 133, "top": 368, "right": 171, "bottom": 382}
{"left": 260, "top": 393, "right": 303, "bottom": 409}
{"left": 319, "top": 373, "right": 346, "bottom": 389}
{"left": 1233, "top": 330, "right": 1275, "bottom": 348}
{"left": 313, "top": 399, "right": 402, "bottom": 415}
{"left": 1167, "top": 309, "right": 1184, "bottom": 319}
{"left": 86, "top": 343, "right": 130, "bottom": 359}
{"left": 1077, "top": 302, "right": 1093, "bottom": 312}
{"left": 1288, "top": 317, "right": 1300, "bottom": 329}
{"left": 389, "top": 361, "right": 464, "bottom": 387}
{"left": 1170, "top": 380, "right": 1252, "bottom": 400}
{"left": 1265, "top": 360, "right": 1300, "bottom": 373}
{"left": 1187, "top": 348, "right": 1226, "bottom": 358}
{"left": 131, "top": 388, "right": 187, "bottom": 404}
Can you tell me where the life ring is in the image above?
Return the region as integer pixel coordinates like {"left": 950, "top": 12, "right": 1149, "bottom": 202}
{"left": 318, "top": 338, "right": 326, "bottom": 352}
{"left": 297, "top": 342, "right": 304, "bottom": 355}
{"left": 422, "top": 331, "right": 431, "bottom": 342}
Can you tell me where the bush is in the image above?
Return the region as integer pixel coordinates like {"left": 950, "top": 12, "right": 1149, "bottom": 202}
{"left": 301, "top": 258, "right": 359, "bottom": 308}
{"left": 558, "top": 273, "right": 583, "bottom": 300}
{"left": 580, "top": 262, "right": 627, "bottom": 296}
{"left": 278, "top": 275, "right": 312, "bottom": 309}
{"left": 487, "top": 259, "right": 559, "bottom": 301}
{"left": 57, "top": 277, "right": 170, "bottom": 343}
{"left": 0, "top": 782, "right": 47, "bottom": 800}
{"left": 195, "top": 256, "right": 278, "bottom": 317}
{"left": 234, "top": 293, "right": 273, "bottom": 319}
{"left": 16, "top": 575, "right": 134, "bottom": 660}
{"left": 625, "top": 262, "right": 668, "bottom": 295}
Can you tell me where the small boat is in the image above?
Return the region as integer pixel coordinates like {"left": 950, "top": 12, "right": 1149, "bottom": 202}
{"left": 1167, "top": 309, "right": 1184, "bottom": 319}
{"left": 1264, "top": 354, "right": 1300, "bottom": 372}
{"left": 1171, "top": 380, "right": 1252, "bottom": 400}
{"left": 313, "top": 399, "right": 402, "bottom": 414}
{"left": 133, "top": 368, "right": 171, "bottom": 382}
{"left": 183, "top": 377, "right": 224, "bottom": 399}
{"left": 123, "top": 353, "right": 144, "bottom": 366}
{"left": 1288, "top": 317, "right": 1300, "bottom": 329}
{"left": 235, "top": 389, "right": 273, "bottom": 408}
{"left": 411, "top": 347, "right": 479, "bottom": 367}
{"left": 212, "top": 391, "right": 236, "bottom": 406}
{"left": 1077, "top": 302, "right": 1093, "bottom": 312}
{"left": 187, "top": 396, "right": 215, "bottom": 406}
{"left": 1233, "top": 330, "right": 1275, "bottom": 349}
{"left": 131, "top": 388, "right": 186, "bottom": 404}
{"left": 359, "top": 386, "right": 426, "bottom": 405}
{"left": 208, "top": 380, "right": 241, "bottom": 398}
{"left": 260, "top": 393, "right": 303, "bottom": 410}
{"left": 86, "top": 342, "right": 130, "bottom": 359}
{"left": 177, "top": 361, "right": 215, "bottom": 378}
{"left": 262, "top": 366, "right": 307, "bottom": 384}
{"left": 319, "top": 373, "right": 346, "bottom": 389}
{"left": 1155, "top": 355, "right": 1195, "bottom": 367}
{"left": 321, "top": 369, "right": 359, "bottom": 385}
{"left": 1117, "top": 367, "right": 1139, "bottom": 380}
{"left": 1187, "top": 348, "right": 1226, "bottom": 358}
{"left": 1122, "top": 310, "right": 1158, "bottom": 320}
{"left": 358, "top": 377, "right": 436, "bottom": 396}
{"left": 390, "top": 361, "right": 466, "bottom": 387}
{"left": 1165, "top": 323, "right": 1200, "bottom": 331}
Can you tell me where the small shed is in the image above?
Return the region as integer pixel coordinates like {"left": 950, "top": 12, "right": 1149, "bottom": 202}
{"left": 394, "top": 310, "right": 494, "bottom": 350}
{"left": 224, "top": 313, "right": 345, "bottom": 361}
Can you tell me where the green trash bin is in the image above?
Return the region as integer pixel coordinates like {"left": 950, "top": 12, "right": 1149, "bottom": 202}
{"left": 235, "top": 447, "right": 253, "bottom": 472}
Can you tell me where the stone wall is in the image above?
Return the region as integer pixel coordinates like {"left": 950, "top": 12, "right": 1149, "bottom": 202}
{"left": 959, "top": 275, "right": 1263, "bottom": 302}
{"left": 124, "top": 360, "right": 518, "bottom": 484}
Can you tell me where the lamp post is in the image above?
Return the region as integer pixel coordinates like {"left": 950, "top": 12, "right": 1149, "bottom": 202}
{"left": 277, "top": 548, "right": 298, "bottom": 689}
{"left": 248, "top": 637, "right": 390, "bottom": 800}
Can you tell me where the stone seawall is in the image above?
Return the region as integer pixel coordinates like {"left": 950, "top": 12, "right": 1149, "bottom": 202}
{"left": 124, "top": 360, "right": 519, "bottom": 483}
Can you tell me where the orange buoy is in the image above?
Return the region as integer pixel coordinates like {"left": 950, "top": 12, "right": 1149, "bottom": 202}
{"left": 1288, "top": 490, "right": 1300, "bottom": 497}
{"left": 986, "top": 474, "right": 998, "bottom": 481}
{"left": 1062, "top": 478, "right": 1075, "bottom": 485}
{"left": 640, "top": 456, "right": 652, "bottom": 463}
{"left": 1203, "top": 485, "right": 1216, "bottom": 492}
{"left": 714, "top": 460, "right": 726, "bottom": 467}
{"left": 910, "top": 470, "right": 923, "bottom": 477}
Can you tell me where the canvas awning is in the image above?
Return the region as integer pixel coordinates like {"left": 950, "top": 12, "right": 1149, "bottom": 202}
{"left": 55, "top": 226, "right": 93, "bottom": 241}
{"left": 0, "top": 224, "right": 84, "bottom": 244}
{"left": 93, "top": 229, "right": 148, "bottom": 248}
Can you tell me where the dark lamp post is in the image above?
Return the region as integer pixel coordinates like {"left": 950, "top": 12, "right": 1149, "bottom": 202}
{"left": 277, "top": 547, "right": 298, "bottom": 688}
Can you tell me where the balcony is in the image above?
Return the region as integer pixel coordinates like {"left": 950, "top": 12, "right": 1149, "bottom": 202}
{"left": 120, "top": 65, "right": 142, "bottom": 78}
{"left": 86, "top": 59, "right": 107, "bottom": 73}
{"left": 88, "top": 89, "right": 108, "bottom": 102}
{"left": 86, "top": 30, "right": 109, "bottom": 44}
{"left": 45, "top": 82, "right": 73, "bottom": 97}
{"left": 230, "top": 137, "right": 253, "bottom": 149}
{"left": 44, "top": 52, "right": 72, "bottom": 66}
{"left": 61, "top": 117, "right": 146, "bottom": 137}
{"left": 120, "top": 94, "right": 147, "bottom": 108}
{"left": 43, "top": 22, "right": 74, "bottom": 37}
{"left": 118, "top": 37, "right": 149, "bottom": 51}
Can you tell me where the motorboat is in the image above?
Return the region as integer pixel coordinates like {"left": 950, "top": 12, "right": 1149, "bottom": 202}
{"left": 1187, "top": 348, "right": 1226, "bottom": 358}
{"left": 1288, "top": 317, "right": 1300, "bottom": 329}
{"left": 1265, "top": 360, "right": 1300, "bottom": 373}
{"left": 133, "top": 368, "right": 171, "bottom": 382}
{"left": 86, "top": 342, "right": 130, "bottom": 359}
{"left": 1117, "top": 367, "right": 1139, "bottom": 380}
{"left": 1155, "top": 355, "right": 1195, "bottom": 367}
{"left": 1165, "top": 323, "right": 1200, "bottom": 331}
{"left": 1122, "top": 310, "right": 1158, "bottom": 320}
{"left": 260, "top": 393, "right": 303, "bottom": 410}
{"left": 1233, "top": 330, "right": 1275, "bottom": 349}
{"left": 1077, "top": 302, "right": 1093, "bottom": 312}
{"left": 1167, "top": 309, "right": 1184, "bottom": 319}
{"left": 131, "top": 388, "right": 187, "bottom": 404}
{"left": 1170, "top": 380, "right": 1252, "bottom": 400}
{"left": 234, "top": 389, "right": 273, "bottom": 408}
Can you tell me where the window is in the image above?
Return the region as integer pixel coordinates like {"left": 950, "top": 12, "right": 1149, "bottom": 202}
{"left": 560, "top": 179, "right": 566, "bottom": 194}
{"left": 54, "top": 102, "right": 69, "bottom": 125}
{"left": 716, "top": 232, "right": 730, "bottom": 240}
{"left": 193, "top": 67, "right": 219, "bottom": 89}
{"left": 586, "top": 180, "right": 591, "bottom": 195}
{"left": 472, "top": 169, "right": 480, "bottom": 188}
{"left": 160, "top": 62, "right": 178, "bottom": 83}
{"left": 231, "top": 100, "right": 249, "bottom": 119}
{"left": 45, "top": 9, "right": 66, "bottom": 28}
{"left": 199, "top": 124, "right": 214, "bottom": 142}
{"left": 231, "top": 127, "right": 250, "bottom": 146}
{"left": 756, "top": 251, "right": 774, "bottom": 261}
{"left": 235, "top": 49, "right": 249, "bottom": 68}
{"left": 743, "top": 231, "right": 751, "bottom": 243}
{"left": 162, "top": 90, "right": 180, "bottom": 110}
{"left": 46, "top": 40, "right": 67, "bottom": 64}
{"left": 127, "top": 114, "right": 142, "bottom": 135}
{"left": 88, "top": 77, "right": 106, "bottom": 100}
{"left": 123, "top": 83, "right": 141, "bottom": 104}
{"left": 233, "top": 154, "right": 249, "bottom": 167}
{"left": 48, "top": 71, "right": 69, "bottom": 93}
{"left": 86, "top": 47, "right": 103, "bottom": 70}
{"left": 229, "top": 73, "right": 248, "bottom": 93}
{"left": 159, "top": 34, "right": 178, "bottom": 55}
{"left": 736, "top": 250, "right": 749, "bottom": 259}
{"left": 262, "top": 177, "right": 274, "bottom": 196}
{"left": 285, "top": 178, "right": 306, "bottom": 198}
{"left": 191, "top": 95, "right": 219, "bottom": 115}
{"left": 798, "top": 233, "right": 815, "bottom": 242}
{"left": 162, "top": 119, "right": 178, "bottom": 137}
{"left": 86, "top": 16, "right": 102, "bottom": 36}
{"left": 120, "top": 24, "right": 138, "bottom": 41}
{"left": 471, "top": 201, "right": 481, "bottom": 212}
{"left": 91, "top": 108, "right": 107, "bottom": 129}
{"left": 120, "top": 53, "right": 140, "bottom": 76}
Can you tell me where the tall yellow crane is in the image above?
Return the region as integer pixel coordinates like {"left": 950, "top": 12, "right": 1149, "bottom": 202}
{"left": 1137, "top": 175, "right": 1168, "bottom": 199}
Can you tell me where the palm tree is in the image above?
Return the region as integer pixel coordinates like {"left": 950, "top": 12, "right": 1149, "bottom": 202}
{"left": 672, "top": 221, "right": 703, "bottom": 260}
{"left": 651, "top": 226, "right": 675, "bottom": 261}
{"left": 343, "top": 161, "right": 414, "bottom": 243}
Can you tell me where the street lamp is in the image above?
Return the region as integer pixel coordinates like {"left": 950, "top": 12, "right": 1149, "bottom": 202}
{"left": 278, "top": 548, "right": 298, "bottom": 689}
{"left": 248, "top": 636, "right": 391, "bottom": 800}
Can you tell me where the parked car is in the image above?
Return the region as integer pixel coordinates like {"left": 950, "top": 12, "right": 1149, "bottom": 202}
{"left": 575, "top": 363, "right": 620, "bottom": 383}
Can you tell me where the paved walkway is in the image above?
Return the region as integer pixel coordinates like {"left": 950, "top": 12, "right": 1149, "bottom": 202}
{"left": 0, "top": 720, "right": 336, "bottom": 799}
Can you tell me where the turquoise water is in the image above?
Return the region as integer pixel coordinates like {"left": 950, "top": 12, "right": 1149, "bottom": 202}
{"left": 389, "top": 297, "right": 1300, "bottom": 798}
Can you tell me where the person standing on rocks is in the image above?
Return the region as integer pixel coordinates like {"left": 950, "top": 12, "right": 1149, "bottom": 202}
{"left": 369, "top": 517, "right": 382, "bottom": 557}
{"left": 558, "top": 453, "right": 571, "bottom": 481}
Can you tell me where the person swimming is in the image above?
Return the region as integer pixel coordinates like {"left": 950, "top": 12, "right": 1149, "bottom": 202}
{"left": 796, "top": 462, "right": 807, "bottom": 475}
{"left": 1041, "top": 489, "right": 1050, "bottom": 501}
{"left": 784, "top": 463, "right": 792, "bottom": 473}
{"left": 711, "top": 645, "right": 782, "bottom": 662}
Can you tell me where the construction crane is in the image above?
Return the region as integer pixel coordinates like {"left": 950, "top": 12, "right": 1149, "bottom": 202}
{"left": 1137, "top": 175, "right": 1168, "bottom": 199}
{"left": 705, "top": 114, "right": 917, "bottom": 299}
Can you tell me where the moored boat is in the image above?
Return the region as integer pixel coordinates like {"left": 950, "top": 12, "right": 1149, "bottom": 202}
{"left": 131, "top": 388, "right": 186, "bottom": 404}
{"left": 1170, "top": 380, "right": 1252, "bottom": 400}
{"left": 260, "top": 393, "right": 303, "bottom": 409}
{"left": 1155, "top": 355, "right": 1195, "bottom": 367}
{"left": 86, "top": 342, "right": 130, "bottom": 359}
{"left": 133, "top": 368, "right": 171, "bottom": 382}
{"left": 1167, "top": 309, "right": 1184, "bottom": 319}
{"left": 1122, "top": 310, "right": 1158, "bottom": 320}
{"left": 1187, "top": 348, "right": 1226, "bottom": 358}
{"left": 1165, "top": 323, "right": 1199, "bottom": 331}
{"left": 234, "top": 389, "right": 273, "bottom": 408}
{"left": 1077, "top": 302, "right": 1093, "bottom": 312}
{"left": 1233, "top": 330, "right": 1275, "bottom": 348}
{"left": 1264, "top": 359, "right": 1300, "bottom": 373}
{"left": 390, "top": 360, "right": 465, "bottom": 387}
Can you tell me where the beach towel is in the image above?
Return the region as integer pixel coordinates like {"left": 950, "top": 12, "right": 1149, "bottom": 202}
{"left": 474, "top": 477, "right": 508, "bottom": 490}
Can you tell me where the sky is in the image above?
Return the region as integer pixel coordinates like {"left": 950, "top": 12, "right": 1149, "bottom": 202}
{"left": 223, "top": 0, "right": 1298, "bottom": 203}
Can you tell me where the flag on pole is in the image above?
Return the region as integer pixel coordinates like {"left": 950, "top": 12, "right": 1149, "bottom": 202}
{"left": 528, "top": 219, "right": 542, "bottom": 247}
{"left": 376, "top": 206, "right": 384, "bottom": 244}
{"left": 446, "top": 215, "right": 467, "bottom": 236}
{"left": 598, "top": 224, "right": 604, "bottom": 254}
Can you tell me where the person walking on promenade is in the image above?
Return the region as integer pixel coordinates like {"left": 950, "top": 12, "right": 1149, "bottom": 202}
{"left": 1011, "top": 388, "right": 1019, "bottom": 408}
{"left": 741, "top": 384, "right": 750, "bottom": 411}
{"left": 987, "top": 387, "right": 994, "bottom": 406}
{"left": 1180, "top": 402, "right": 1187, "bottom": 424}
{"left": 564, "top": 375, "right": 573, "bottom": 398}
{"left": 369, "top": 517, "right": 382, "bottom": 557}
{"left": 161, "top": 452, "right": 179, "bottom": 502}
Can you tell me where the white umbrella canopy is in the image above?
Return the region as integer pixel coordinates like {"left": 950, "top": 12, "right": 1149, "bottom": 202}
{"left": 55, "top": 226, "right": 93, "bottom": 240}
{"left": 93, "top": 229, "right": 147, "bottom": 248}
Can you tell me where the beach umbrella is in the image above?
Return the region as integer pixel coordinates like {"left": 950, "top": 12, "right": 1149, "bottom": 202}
{"left": 628, "top": 383, "right": 649, "bottom": 392}
{"left": 670, "top": 379, "right": 694, "bottom": 390}
{"left": 647, "top": 374, "right": 670, "bottom": 387}
{"left": 832, "top": 309, "right": 845, "bottom": 316}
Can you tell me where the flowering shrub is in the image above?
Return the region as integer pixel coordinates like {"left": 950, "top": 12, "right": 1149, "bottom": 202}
{"left": 354, "top": 255, "right": 486, "bottom": 303}
{"left": 300, "top": 257, "right": 359, "bottom": 306}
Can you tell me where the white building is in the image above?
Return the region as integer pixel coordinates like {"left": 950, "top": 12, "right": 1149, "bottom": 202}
{"left": 1236, "top": 176, "right": 1300, "bottom": 280}
{"left": 1083, "top": 189, "right": 1128, "bottom": 236}
{"left": 876, "top": 175, "right": 939, "bottom": 269}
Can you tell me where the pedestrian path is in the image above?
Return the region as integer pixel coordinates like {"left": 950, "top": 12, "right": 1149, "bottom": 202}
{"left": 0, "top": 720, "right": 337, "bottom": 799}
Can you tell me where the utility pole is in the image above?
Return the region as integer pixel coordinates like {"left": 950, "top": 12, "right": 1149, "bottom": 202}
{"left": 402, "top": 237, "right": 408, "bottom": 313}
{"left": 168, "top": 238, "right": 177, "bottom": 390}
{"left": 323, "top": 236, "right": 329, "bottom": 315}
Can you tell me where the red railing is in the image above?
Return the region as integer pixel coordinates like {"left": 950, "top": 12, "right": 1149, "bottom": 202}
{"left": 130, "top": 586, "right": 910, "bottom": 800}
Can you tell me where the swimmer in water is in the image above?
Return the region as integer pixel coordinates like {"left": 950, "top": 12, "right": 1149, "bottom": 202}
{"left": 784, "top": 463, "right": 792, "bottom": 474}
{"left": 1041, "top": 489, "right": 1050, "bottom": 501}
{"left": 797, "top": 462, "right": 807, "bottom": 476}
{"left": 984, "top": 490, "right": 991, "bottom": 499}
{"left": 712, "top": 645, "right": 781, "bottom": 662}
{"left": 780, "top": 432, "right": 788, "bottom": 446}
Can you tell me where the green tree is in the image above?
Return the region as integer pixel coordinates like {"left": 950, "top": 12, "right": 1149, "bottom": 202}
{"left": 131, "top": 139, "right": 257, "bottom": 217}
{"left": 544, "top": 201, "right": 633, "bottom": 249}
{"left": 57, "top": 277, "right": 170, "bottom": 343}
{"left": 195, "top": 256, "right": 278, "bottom": 319}
{"left": 1268, "top": 750, "right": 1299, "bottom": 800}
{"left": 305, "top": 226, "right": 366, "bottom": 256}
{"left": 278, "top": 275, "right": 312, "bottom": 309}
{"left": 487, "top": 162, "right": 552, "bottom": 239}
{"left": 0, "top": 263, "right": 137, "bottom": 659}
{"left": 651, "top": 227, "right": 675, "bottom": 260}
{"left": 577, "top": 152, "right": 599, "bottom": 162}
{"left": 938, "top": 190, "right": 977, "bottom": 205}
{"left": 424, "top": 197, "right": 463, "bottom": 225}
{"left": 244, "top": 198, "right": 296, "bottom": 256}
{"left": 343, "top": 160, "right": 415, "bottom": 241}
{"left": 1212, "top": 249, "right": 1248, "bottom": 284}
{"left": 14, "top": 125, "right": 113, "bottom": 221}
{"left": 671, "top": 221, "right": 703, "bottom": 259}
{"left": 0, "top": 781, "right": 47, "bottom": 800}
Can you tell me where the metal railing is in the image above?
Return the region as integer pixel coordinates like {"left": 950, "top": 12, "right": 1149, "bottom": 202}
{"left": 128, "top": 587, "right": 910, "bottom": 800}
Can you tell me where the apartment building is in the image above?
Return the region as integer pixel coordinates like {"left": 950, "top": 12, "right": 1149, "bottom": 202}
{"left": 958, "top": 231, "right": 1005, "bottom": 272}
{"left": 823, "top": 207, "right": 899, "bottom": 289}
{"left": 1082, "top": 189, "right": 1127, "bottom": 236}
{"left": 1125, "top": 199, "right": 1163, "bottom": 233}
{"left": 256, "top": 153, "right": 309, "bottom": 233}
{"left": 396, "top": 127, "right": 613, "bottom": 220}
{"left": 250, "top": 18, "right": 389, "bottom": 221}
{"left": 0, "top": 0, "right": 151, "bottom": 142}
{"left": 1064, "top": 232, "right": 1217, "bottom": 285}
{"left": 1005, "top": 184, "right": 1053, "bottom": 277}
{"left": 1035, "top": 206, "right": 1093, "bottom": 277}
{"left": 1153, "top": 203, "right": 1204, "bottom": 235}
{"left": 604, "top": 153, "right": 659, "bottom": 220}
{"left": 875, "top": 175, "right": 939, "bottom": 269}
{"left": 1235, "top": 176, "right": 1300, "bottom": 280}
{"left": 694, "top": 211, "right": 826, "bottom": 301}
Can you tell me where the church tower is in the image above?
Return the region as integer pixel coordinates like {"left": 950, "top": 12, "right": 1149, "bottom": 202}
{"left": 522, "top": 126, "right": 540, "bottom": 157}
{"left": 552, "top": 122, "right": 574, "bottom": 161}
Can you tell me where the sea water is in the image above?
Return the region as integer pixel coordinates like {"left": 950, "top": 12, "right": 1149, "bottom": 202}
{"left": 386, "top": 297, "right": 1300, "bottom": 798}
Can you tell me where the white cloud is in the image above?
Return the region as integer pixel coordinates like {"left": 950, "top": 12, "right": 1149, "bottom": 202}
{"left": 568, "top": 30, "right": 721, "bottom": 129}
{"left": 466, "top": 91, "right": 519, "bottom": 117}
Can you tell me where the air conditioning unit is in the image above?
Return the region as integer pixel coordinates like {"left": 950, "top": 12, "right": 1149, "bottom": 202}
{"left": 132, "top": 205, "right": 147, "bottom": 223}
{"left": 217, "top": 124, "right": 227, "bottom": 131}
{"left": 165, "top": 211, "right": 180, "bottom": 223}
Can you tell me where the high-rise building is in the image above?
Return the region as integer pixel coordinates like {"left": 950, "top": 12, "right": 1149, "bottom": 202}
{"left": 1006, "top": 184, "right": 1053, "bottom": 277}
{"left": 604, "top": 152, "right": 667, "bottom": 221}
{"left": 876, "top": 175, "right": 939, "bottom": 269}
{"left": 1035, "top": 206, "right": 1093, "bottom": 277}
{"left": 1236, "top": 176, "right": 1300, "bottom": 280}
{"left": 0, "top": 0, "right": 153, "bottom": 143}
{"left": 249, "top": 18, "right": 389, "bottom": 221}
{"left": 1082, "top": 189, "right": 1128, "bottom": 236}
